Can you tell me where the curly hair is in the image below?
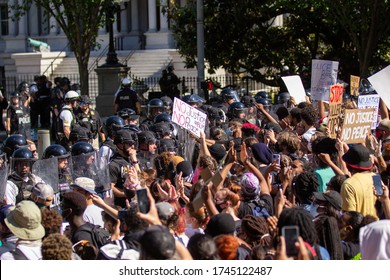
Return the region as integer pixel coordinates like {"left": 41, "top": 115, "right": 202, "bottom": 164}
{"left": 186, "top": 204, "right": 209, "bottom": 229}
{"left": 41, "top": 208, "right": 63, "bottom": 239}
{"left": 72, "top": 240, "right": 98, "bottom": 260}
{"left": 277, "top": 131, "right": 301, "bottom": 154}
{"left": 214, "top": 234, "right": 240, "bottom": 260}
{"left": 300, "top": 104, "right": 318, "bottom": 126}
{"left": 293, "top": 171, "right": 319, "bottom": 204}
{"left": 199, "top": 155, "right": 218, "bottom": 173}
{"left": 154, "top": 152, "right": 174, "bottom": 178}
{"left": 42, "top": 233, "right": 72, "bottom": 260}
{"left": 239, "top": 215, "right": 271, "bottom": 248}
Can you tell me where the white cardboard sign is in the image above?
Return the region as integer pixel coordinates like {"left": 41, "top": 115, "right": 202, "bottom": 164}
{"left": 357, "top": 94, "right": 380, "bottom": 129}
{"left": 172, "top": 97, "right": 207, "bottom": 137}
{"left": 281, "top": 75, "right": 307, "bottom": 104}
{"left": 368, "top": 65, "right": 390, "bottom": 111}
{"left": 311, "top": 59, "right": 339, "bottom": 101}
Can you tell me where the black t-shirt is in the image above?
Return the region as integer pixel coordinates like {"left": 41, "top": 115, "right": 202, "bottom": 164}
{"left": 109, "top": 153, "right": 133, "bottom": 208}
{"left": 114, "top": 88, "right": 139, "bottom": 112}
{"left": 237, "top": 194, "right": 274, "bottom": 219}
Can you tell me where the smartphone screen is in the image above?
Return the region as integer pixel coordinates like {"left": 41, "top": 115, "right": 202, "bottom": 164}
{"left": 273, "top": 154, "right": 281, "bottom": 165}
{"left": 282, "top": 225, "right": 299, "bottom": 257}
{"left": 372, "top": 175, "right": 383, "bottom": 196}
{"left": 136, "top": 188, "right": 150, "bottom": 214}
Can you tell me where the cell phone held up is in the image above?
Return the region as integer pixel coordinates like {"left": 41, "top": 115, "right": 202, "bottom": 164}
{"left": 372, "top": 174, "right": 383, "bottom": 196}
{"left": 136, "top": 188, "right": 150, "bottom": 214}
{"left": 282, "top": 225, "right": 299, "bottom": 257}
{"left": 273, "top": 154, "right": 281, "bottom": 165}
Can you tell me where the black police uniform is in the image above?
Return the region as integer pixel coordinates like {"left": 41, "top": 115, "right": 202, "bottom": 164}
{"left": 114, "top": 88, "right": 139, "bottom": 112}
{"left": 75, "top": 108, "right": 102, "bottom": 140}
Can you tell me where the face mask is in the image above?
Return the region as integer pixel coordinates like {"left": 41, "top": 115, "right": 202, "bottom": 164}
{"left": 216, "top": 202, "right": 225, "bottom": 213}
{"left": 309, "top": 203, "right": 319, "bottom": 218}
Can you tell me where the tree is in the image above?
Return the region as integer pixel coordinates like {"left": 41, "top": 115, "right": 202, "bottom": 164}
{"left": 12, "top": 0, "right": 116, "bottom": 95}
{"left": 168, "top": 0, "right": 390, "bottom": 86}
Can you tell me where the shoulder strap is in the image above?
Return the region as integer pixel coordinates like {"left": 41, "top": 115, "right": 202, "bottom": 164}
{"left": 11, "top": 247, "right": 28, "bottom": 260}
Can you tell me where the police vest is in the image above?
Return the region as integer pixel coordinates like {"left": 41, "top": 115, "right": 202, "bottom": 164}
{"left": 76, "top": 110, "right": 99, "bottom": 137}
{"left": 57, "top": 107, "right": 75, "bottom": 134}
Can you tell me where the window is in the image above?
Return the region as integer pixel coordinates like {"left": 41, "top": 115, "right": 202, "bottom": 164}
{"left": 0, "top": 4, "right": 9, "bottom": 36}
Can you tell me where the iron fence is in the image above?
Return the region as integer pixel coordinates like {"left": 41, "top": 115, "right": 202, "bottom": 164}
{"left": 2, "top": 73, "right": 277, "bottom": 109}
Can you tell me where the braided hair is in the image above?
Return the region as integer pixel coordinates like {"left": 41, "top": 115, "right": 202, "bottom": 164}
{"left": 314, "top": 216, "right": 343, "bottom": 260}
{"left": 293, "top": 171, "right": 319, "bottom": 205}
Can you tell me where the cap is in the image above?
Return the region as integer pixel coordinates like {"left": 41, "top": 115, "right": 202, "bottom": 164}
{"left": 205, "top": 213, "right": 235, "bottom": 237}
{"left": 72, "top": 177, "right": 97, "bottom": 195}
{"left": 32, "top": 183, "right": 54, "bottom": 204}
{"left": 80, "top": 95, "right": 91, "bottom": 104}
{"left": 156, "top": 202, "right": 175, "bottom": 221}
{"left": 314, "top": 190, "right": 342, "bottom": 210}
{"left": 176, "top": 160, "right": 193, "bottom": 177}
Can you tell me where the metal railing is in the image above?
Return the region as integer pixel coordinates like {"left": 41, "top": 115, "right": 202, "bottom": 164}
{"left": 88, "top": 43, "right": 110, "bottom": 73}
{"left": 42, "top": 42, "right": 70, "bottom": 77}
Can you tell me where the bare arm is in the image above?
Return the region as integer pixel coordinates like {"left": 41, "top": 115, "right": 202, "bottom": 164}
{"left": 63, "top": 126, "right": 71, "bottom": 139}
{"left": 255, "top": 103, "right": 278, "bottom": 125}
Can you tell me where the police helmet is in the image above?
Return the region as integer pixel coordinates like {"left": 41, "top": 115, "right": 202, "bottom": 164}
{"left": 255, "top": 97, "right": 271, "bottom": 107}
{"left": 358, "top": 79, "right": 376, "bottom": 95}
{"left": 69, "top": 126, "right": 92, "bottom": 143}
{"left": 71, "top": 83, "right": 80, "bottom": 92}
{"left": 64, "top": 90, "right": 80, "bottom": 101}
{"left": 42, "top": 144, "right": 70, "bottom": 159}
{"left": 17, "top": 81, "right": 29, "bottom": 92}
{"left": 12, "top": 147, "right": 34, "bottom": 160}
{"left": 277, "top": 92, "right": 291, "bottom": 104}
{"left": 105, "top": 115, "right": 125, "bottom": 136}
{"left": 151, "top": 122, "right": 174, "bottom": 139}
{"left": 158, "top": 138, "right": 177, "bottom": 154}
{"left": 154, "top": 113, "right": 172, "bottom": 123}
{"left": 160, "top": 96, "right": 173, "bottom": 108}
{"left": 10, "top": 91, "right": 20, "bottom": 98}
{"left": 137, "top": 131, "right": 157, "bottom": 148}
{"left": 114, "top": 129, "right": 136, "bottom": 146}
{"left": 228, "top": 102, "right": 246, "bottom": 119}
{"left": 255, "top": 91, "right": 269, "bottom": 100}
{"left": 187, "top": 94, "right": 205, "bottom": 105}
{"left": 147, "top": 98, "right": 165, "bottom": 118}
{"left": 4, "top": 134, "right": 28, "bottom": 158}
{"left": 124, "top": 124, "right": 141, "bottom": 133}
{"left": 221, "top": 88, "right": 240, "bottom": 103}
{"left": 121, "top": 77, "right": 131, "bottom": 86}
{"left": 71, "top": 142, "right": 94, "bottom": 156}
{"left": 118, "top": 108, "right": 137, "bottom": 119}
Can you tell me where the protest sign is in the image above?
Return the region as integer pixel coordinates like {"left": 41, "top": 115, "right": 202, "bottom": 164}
{"left": 281, "top": 75, "right": 307, "bottom": 104}
{"left": 350, "top": 75, "right": 360, "bottom": 96}
{"left": 358, "top": 94, "right": 380, "bottom": 129}
{"left": 368, "top": 65, "right": 390, "bottom": 110}
{"left": 311, "top": 59, "right": 339, "bottom": 101}
{"left": 340, "top": 108, "right": 375, "bottom": 144}
{"left": 327, "top": 84, "right": 344, "bottom": 138}
{"left": 172, "top": 97, "right": 207, "bottom": 137}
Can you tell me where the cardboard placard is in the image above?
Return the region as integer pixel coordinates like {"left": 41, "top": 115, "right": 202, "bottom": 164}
{"left": 172, "top": 97, "right": 207, "bottom": 137}
{"left": 340, "top": 108, "right": 375, "bottom": 144}
{"left": 311, "top": 59, "right": 339, "bottom": 101}
{"left": 350, "top": 75, "right": 360, "bottom": 96}
{"left": 200, "top": 167, "right": 213, "bottom": 182}
{"left": 357, "top": 94, "right": 380, "bottom": 129}
{"left": 281, "top": 75, "right": 307, "bottom": 104}
{"left": 328, "top": 84, "right": 344, "bottom": 138}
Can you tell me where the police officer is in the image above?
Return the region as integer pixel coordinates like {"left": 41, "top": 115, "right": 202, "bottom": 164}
{"left": 5, "top": 148, "right": 42, "bottom": 205}
{"left": 140, "top": 98, "right": 165, "bottom": 130}
{"left": 98, "top": 115, "right": 125, "bottom": 165}
{"left": 75, "top": 95, "right": 105, "bottom": 149}
{"left": 109, "top": 129, "right": 139, "bottom": 208}
{"left": 227, "top": 102, "right": 247, "bottom": 121}
{"left": 57, "top": 90, "right": 79, "bottom": 150}
{"left": 137, "top": 131, "right": 158, "bottom": 170}
{"left": 6, "top": 92, "right": 31, "bottom": 140}
{"left": 42, "top": 144, "right": 72, "bottom": 195}
{"left": 219, "top": 88, "right": 239, "bottom": 113}
{"left": 114, "top": 77, "right": 141, "bottom": 114}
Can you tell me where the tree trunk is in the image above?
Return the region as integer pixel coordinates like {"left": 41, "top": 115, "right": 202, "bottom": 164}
{"left": 77, "top": 58, "right": 90, "bottom": 96}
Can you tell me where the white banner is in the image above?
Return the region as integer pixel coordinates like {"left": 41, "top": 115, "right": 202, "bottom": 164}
{"left": 310, "top": 59, "right": 339, "bottom": 101}
{"left": 172, "top": 97, "right": 207, "bottom": 137}
{"left": 281, "top": 75, "right": 307, "bottom": 104}
{"left": 368, "top": 65, "right": 390, "bottom": 111}
{"left": 358, "top": 94, "right": 380, "bottom": 129}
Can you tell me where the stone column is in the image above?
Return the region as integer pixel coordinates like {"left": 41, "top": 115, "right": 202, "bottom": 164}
{"left": 49, "top": 4, "right": 57, "bottom": 35}
{"left": 148, "top": 0, "right": 157, "bottom": 32}
{"left": 120, "top": 3, "right": 129, "bottom": 33}
{"left": 131, "top": 0, "right": 139, "bottom": 32}
{"left": 8, "top": 0, "right": 17, "bottom": 36}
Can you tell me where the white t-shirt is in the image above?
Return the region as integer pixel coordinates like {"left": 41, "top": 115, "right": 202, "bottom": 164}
{"left": 0, "top": 243, "right": 42, "bottom": 260}
{"left": 59, "top": 105, "right": 73, "bottom": 127}
{"left": 83, "top": 204, "right": 104, "bottom": 228}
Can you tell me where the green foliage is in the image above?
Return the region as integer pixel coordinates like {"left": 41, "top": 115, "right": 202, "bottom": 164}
{"left": 168, "top": 0, "right": 390, "bottom": 85}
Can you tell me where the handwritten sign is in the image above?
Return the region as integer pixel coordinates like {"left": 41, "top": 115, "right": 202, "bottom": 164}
{"left": 281, "top": 75, "right": 307, "bottom": 104}
{"left": 350, "top": 75, "right": 360, "bottom": 96}
{"left": 328, "top": 84, "right": 344, "bottom": 138}
{"left": 368, "top": 65, "right": 390, "bottom": 111}
{"left": 311, "top": 59, "right": 339, "bottom": 101}
{"left": 340, "top": 108, "right": 375, "bottom": 144}
{"left": 172, "top": 97, "right": 207, "bottom": 137}
{"left": 358, "top": 94, "right": 380, "bottom": 129}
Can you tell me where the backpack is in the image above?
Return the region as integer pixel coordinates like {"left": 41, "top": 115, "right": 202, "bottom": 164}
{"left": 248, "top": 199, "right": 271, "bottom": 218}
{"left": 97, "top": 239, "right": 139, "bottom": 260}
{"left": 77, "top": 223, "right": 111, "bottom": 249}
